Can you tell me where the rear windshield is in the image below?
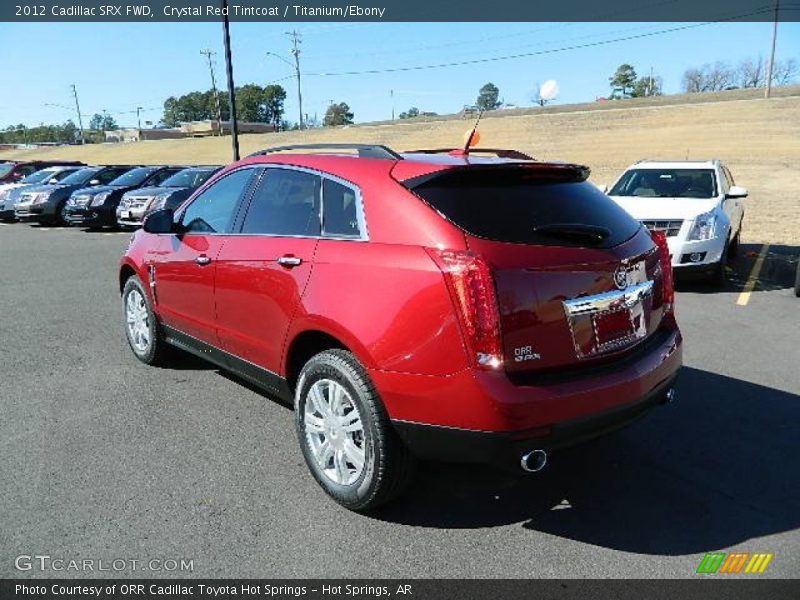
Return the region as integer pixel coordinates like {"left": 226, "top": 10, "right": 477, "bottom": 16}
{"left": 609, "top": 168, "right": 717, "bottom": 199}
{"left": 160, "top": 168, "right": 218, "bottom": 189}
{"left": 59, "top": 168, "right": 99, "bottom": 185}
{"left": 108, "top": 167, "right": 159, "bottom": 187}
{"left": 410, "top": 168, "right": 641, "bottom": 248}
{"left": 0, "top": 163, "right": 15, "bottom": 178}
{"left": 22, "top": 169, "right": 58, "bottom": 183}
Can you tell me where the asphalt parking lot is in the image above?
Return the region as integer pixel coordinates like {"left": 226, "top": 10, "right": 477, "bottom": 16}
{"left": 1, "top": 222, "right": 798, "bottom": 579}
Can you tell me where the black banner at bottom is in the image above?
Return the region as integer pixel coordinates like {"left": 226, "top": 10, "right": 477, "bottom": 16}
{"left": 2, "top": 579, "right": 799, "bottom": 600}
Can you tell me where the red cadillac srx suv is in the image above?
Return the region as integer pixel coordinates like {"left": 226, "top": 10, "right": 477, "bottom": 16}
{"left": 119, "top": 144, "right": 682, "bottom": 510}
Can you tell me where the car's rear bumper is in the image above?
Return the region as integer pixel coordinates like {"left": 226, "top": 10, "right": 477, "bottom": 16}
{"left": 392, "top": 372, "right": 677, "bottom": 469}
{"left": 371, "top": 324, "right": 682, "bottom": 467}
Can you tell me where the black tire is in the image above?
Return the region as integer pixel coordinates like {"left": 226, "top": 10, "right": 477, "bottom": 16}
{"left": 121, "top": 275, "right": 171, "bottom": 366}
{"left": 794, "top": 260, "right": 800, "bottom": 298}
{"left": 294, "top": 349, "right": 414, "bottom": 511}
{"left": 709, "top": 241, "right": 730, "bottom": 286}
{"left": 729, "top": 229, "right": 740, "bottom": 258}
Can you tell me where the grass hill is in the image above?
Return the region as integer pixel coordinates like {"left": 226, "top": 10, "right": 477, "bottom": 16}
{"left": 3, "top": 85, "right": 799, "bottom": 244}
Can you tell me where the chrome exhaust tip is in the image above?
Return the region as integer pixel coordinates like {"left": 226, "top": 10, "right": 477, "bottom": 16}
{"left": 520, "top": 449, "right": 548, "bottom": 473}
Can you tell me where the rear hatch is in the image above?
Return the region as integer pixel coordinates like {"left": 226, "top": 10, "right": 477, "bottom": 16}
{"left": 406, "top": 163, "right": 670, "bottom": 375}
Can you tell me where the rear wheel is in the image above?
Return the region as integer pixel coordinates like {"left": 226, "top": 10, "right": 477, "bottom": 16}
{"left": 294, "top": 349, "right": 414, "bottom": 511}
{"left": 122, "top": 276, "right": 170, "bottom": 365}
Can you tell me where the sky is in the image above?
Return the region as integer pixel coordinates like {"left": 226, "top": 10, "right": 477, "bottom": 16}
{"left": 0, "top": 19, "right": 798, "bottom": 129}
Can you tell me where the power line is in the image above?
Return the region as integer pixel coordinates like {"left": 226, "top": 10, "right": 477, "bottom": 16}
{"left": 303, "top": 8, "right": 774, "bottom": 78}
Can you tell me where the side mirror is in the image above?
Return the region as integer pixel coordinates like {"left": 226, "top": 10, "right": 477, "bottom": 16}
{"left": 89, "top": 179, "right": 100, "bottom": 186}
{"left": 142, "top": 208, "right": 175, "bottom": 234}
{"left": 48, "top": 178, "right": 59, "bottom": 184}
{"left": 726, "top": 185, "right": 748, "bottom": 199}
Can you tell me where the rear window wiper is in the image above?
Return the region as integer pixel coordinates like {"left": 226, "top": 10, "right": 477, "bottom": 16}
{"left": 532, "top": 223, "right": 611, "bottom": 244}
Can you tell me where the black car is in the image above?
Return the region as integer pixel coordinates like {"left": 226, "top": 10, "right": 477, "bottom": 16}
{"left": 116, "top": 166, "right": 221, "bottom": 229}
{"left": 62, "top": 166, "right": 184, "bottom": 228}
{"left": 15, "top": 166, "right": 137, "bottom": 225}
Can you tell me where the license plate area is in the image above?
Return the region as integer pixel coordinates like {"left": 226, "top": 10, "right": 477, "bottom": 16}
{"left": 563, "top": 278, "right": 653, "bottom": 359}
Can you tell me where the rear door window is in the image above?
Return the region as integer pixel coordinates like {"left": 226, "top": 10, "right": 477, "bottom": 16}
{"left": 239, "top": 168, "right": 321, "bottom": 236}
{"left": 322, "top": 178, "right": 363, "bottom": 238}
{"left": 410, "top": 167, "right": 641, "bottom": 248}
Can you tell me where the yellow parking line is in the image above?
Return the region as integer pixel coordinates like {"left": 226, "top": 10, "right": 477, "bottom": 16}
{"left": 736, "top": 244, "right": 769, "bottom": 307}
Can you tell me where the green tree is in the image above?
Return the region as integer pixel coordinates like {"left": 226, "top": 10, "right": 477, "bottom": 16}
{"left": 631, "top": 74, "right": 662, "bottom": 98}
{"left": 476, "top": 83, "right": 500, "bottom": 111}
{"left": 323, "top": 102, "right": 354, "bottom": 126}
{"left": 399, "top": 107, "right": 420, "bottom": 119}
{"left": 609, "top": 64, "right": 638, "bottom": 98}
{"left": 263, "top": 85, "right": 287, "bottom": 125}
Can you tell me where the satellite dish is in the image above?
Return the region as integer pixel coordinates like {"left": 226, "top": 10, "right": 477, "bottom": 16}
{"left": 539, "top": 80, "right": 560, "bottom": 101}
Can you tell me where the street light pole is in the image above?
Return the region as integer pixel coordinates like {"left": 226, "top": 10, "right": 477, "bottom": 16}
{"left": 137, "top": 106, "right": 143, "bottom": 130}
{"left": 221, "top": 0, "right": 239, "bottom": 161}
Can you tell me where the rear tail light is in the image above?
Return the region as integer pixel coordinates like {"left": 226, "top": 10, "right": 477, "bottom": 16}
{"left": 426, "top": 248, "right": 503, "bottom": 369}
{"left": 650, "top": 230, "right": 674, "bottom": 313}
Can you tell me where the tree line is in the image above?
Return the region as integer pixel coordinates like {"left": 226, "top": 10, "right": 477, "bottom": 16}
{"left": 682, "top": 57, "right": 798, "bottom": 93}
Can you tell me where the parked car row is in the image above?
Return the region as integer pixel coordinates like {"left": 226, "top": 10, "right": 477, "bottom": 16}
{"left": 0, "top": 161, "right": 220, "bottom": 228}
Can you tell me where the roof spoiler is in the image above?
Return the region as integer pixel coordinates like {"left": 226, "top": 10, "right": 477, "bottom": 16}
{"left": 405, "top": 148, "right": 534, "bottom": 160}
{"left": 248, "top": 143, "right": 403, "bottom": 160}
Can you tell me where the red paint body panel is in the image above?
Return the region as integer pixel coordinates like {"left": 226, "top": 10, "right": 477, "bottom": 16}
{"left": 151, "top": 234, "right": 225, "bottom": 344}
{"left": 298, "top": 241, "right": 469, "bottom": 375}
{"left": 214, "top": 236, "right": 318, "bottom": 373}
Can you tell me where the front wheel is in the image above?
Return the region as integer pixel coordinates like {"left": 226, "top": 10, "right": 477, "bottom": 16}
{"left": 294, "top": 349, "right": 414, "bottom": 511}
{"left": 709, "top": 241, "right": 730, "bottom": 286}
{"left": 122, "top": 276, "right": 171, "bottom": 365}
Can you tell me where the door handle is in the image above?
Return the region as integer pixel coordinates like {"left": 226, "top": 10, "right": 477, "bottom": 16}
{"left": 195, "top": 255, "right": 211, "bottom": 266}
{"left": 277, "top": 255, "right": 302, "bottom": 267}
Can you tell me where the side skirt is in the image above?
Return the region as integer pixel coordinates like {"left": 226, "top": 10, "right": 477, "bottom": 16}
{"left": 161, "top": 325, "right": 293, "bottom": 402}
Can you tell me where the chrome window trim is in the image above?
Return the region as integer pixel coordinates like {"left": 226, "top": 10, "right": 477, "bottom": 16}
{"left": 175, "top": 163, "right": 369, "bottom": 242}
{"left": 245, "top": 164, "right": 369, "bottom": 242}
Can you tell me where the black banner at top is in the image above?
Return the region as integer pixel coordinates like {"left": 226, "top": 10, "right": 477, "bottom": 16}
{"left": 1, "top": 0, "right": 798, "bottom": 22}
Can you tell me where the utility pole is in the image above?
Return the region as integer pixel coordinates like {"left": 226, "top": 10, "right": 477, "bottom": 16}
{"left": 70, "top": 84, "right": 85, "bottom": 144}
{"left": 221, "top": 0, "right": 239, "bottom": 161}
{"left": 390, "top": 89, "right": 394, "bottom": 120}
{"left": 765, "top": 0, "right": 780, "bottom": 99}
{"left": 286, "top": 30, "right": 304, "bottom": 130}
{"left": 201, "top": 48, "right": 223, "bottom": 135}
{"left": 136, "top": 106, "right": 143, "bottom": 130}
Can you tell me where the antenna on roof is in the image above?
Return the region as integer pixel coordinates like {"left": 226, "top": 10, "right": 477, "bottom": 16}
{"left": 462, "top": 109, "right": 484, "bottom": 155}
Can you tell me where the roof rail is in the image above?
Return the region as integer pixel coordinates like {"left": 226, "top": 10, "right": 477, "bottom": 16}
{"left": 405, "top": 148, "right": 534, "bottom": 160}
{"left": 248, "top": 143, "right": 403, "bottom": 160}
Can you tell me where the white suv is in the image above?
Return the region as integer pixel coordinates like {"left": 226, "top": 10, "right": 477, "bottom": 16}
{"left": 605, "top": 160, "right": 747, "bottom": 284}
